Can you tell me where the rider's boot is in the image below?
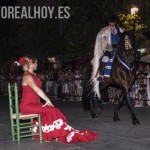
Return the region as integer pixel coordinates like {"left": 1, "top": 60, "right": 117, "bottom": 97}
{"left": 97, "top": 62, "right": 106, "bottom": 80}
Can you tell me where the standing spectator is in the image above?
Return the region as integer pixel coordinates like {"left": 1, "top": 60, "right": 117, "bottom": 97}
{"left": 74, "top": 69, "right": 83, "bottom": 102}
{"left": 59, "top": 71, "right": 69, "bottom": 101}
{"left": 145, "top": 64, "right": 150, "bottom": 105}
{"left": 67, "top": 69, "right": 75, "bottom": 101}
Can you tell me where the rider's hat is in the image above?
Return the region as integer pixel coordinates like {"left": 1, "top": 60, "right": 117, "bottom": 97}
{"left": 108, "top": 15, "right": 117, "bottom": 22}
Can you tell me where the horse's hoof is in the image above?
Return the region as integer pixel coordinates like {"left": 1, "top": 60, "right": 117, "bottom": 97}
{"left": 91, "top": 115, "right": 98, "bottom": 119}
{"left": 132, "top": 119, "right": 140, "bottom": 125}
{"left": 93, "top": 117, "right": 98, "bottom": 120}
{"left": 113, "top": 116, "right": 117, "bottom": 122}
{"left": 92, "top": 116, "right": 98, "bottom": 119}
{"left": 137, "top": 120, "right": 140, "bottom": 125}
{"left": 97, "top": 108, "right": 102, "bottom": 114}
{"left": 113, "top": 116, "right": 120, "bottom": 122}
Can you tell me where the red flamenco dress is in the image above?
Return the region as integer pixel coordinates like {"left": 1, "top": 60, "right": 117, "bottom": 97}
{"left": 20, "top": 72, "right": 98, "bottom": 143}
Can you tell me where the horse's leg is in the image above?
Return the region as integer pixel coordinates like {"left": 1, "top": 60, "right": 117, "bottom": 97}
{"left": 125, "top": 91, "right": 140, "bottom": 125}
{"left": 97, "top": 99, "right": 103, "bottom": 114}
{"left": 113, "top": 94, "right": 125, "bottom": 122}
{"left": 90, "top": 92, "right": 100, "bottom": 119}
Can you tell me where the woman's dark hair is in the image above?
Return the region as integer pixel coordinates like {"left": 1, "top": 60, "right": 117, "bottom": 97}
{"left": 25, "top": 55, "right": 37, "bottom": 64}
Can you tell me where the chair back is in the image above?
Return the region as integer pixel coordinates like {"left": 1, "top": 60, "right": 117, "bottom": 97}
{"left": 8, "top": 83, "right": 21, "bottom": 143}
{"left": 8, "top": 83, "right": 20, "bottom": 120}
{"left": 8, "top": 83, "right": 42, "bottom": 144}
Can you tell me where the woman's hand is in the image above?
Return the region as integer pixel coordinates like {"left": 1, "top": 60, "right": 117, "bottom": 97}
{"left": 42, "top": 100, "right": 54, "bottom": 107}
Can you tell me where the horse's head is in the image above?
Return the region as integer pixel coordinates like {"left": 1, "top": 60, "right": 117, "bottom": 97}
{"left": 118, "top": 32, "right": 135, "bottom": 65}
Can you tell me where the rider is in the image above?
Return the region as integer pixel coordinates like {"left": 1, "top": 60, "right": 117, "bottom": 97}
{"left": 90, "top": 15, "right": 124, "bottom": 97}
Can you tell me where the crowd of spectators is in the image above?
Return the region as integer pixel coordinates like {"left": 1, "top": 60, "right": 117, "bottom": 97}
{"left": 130, "top": 63, "right": 150, "bottom": 107}
{"left": 0, "top": 65, "right": 87, "bottom": 102}
{"left": 0, "top": 63, "right": 149, "bottom": 106}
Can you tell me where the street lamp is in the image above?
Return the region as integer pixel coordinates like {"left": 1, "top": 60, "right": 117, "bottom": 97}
{"left": 131, "top": 7, "right": 139, "bottom": 16}
{"left": 131, "top": 6, "right": 138, "bottom": 47}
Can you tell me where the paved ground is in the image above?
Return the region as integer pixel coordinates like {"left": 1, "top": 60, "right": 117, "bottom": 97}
{"left": 0, "top": 95, "right": 150, "bottom": 150}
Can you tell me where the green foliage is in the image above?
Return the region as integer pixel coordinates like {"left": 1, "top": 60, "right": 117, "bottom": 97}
{"left": 118, "top": 0, "right": 150, "bottom": 47}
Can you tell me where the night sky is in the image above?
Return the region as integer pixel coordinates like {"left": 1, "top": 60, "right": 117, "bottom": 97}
{"left": 0, "top": 0, "right": 16, "bottom": 6}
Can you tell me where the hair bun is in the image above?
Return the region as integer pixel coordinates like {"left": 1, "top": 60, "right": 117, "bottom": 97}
{"left": 19, "top": 57, "right": 30, "bottom": 65}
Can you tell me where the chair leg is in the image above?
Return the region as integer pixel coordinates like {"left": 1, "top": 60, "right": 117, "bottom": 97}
{"left": 16, "top": 119, "right": 20, "bottom": 144}
{"left": 38, "top": 115, "right": 42, "bottom": 143}
{"left": 31, "top": 118, "right": 34, "bottom": 140}
{"left": 11, "top": 119, "right": 15, "bottom": 141}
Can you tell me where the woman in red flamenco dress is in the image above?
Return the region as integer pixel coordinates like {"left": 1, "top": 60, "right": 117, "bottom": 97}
{"left": 18, "top": 55, "right": 98, "bottom": 143}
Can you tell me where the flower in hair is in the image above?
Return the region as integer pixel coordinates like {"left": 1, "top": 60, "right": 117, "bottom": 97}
{"left": 18, "top": 57, "right": 30, "bottom": 65}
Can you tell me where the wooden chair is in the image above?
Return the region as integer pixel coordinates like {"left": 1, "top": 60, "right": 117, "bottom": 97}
{"left": 8, "top": 83, "right": 42, "bottom": 144}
